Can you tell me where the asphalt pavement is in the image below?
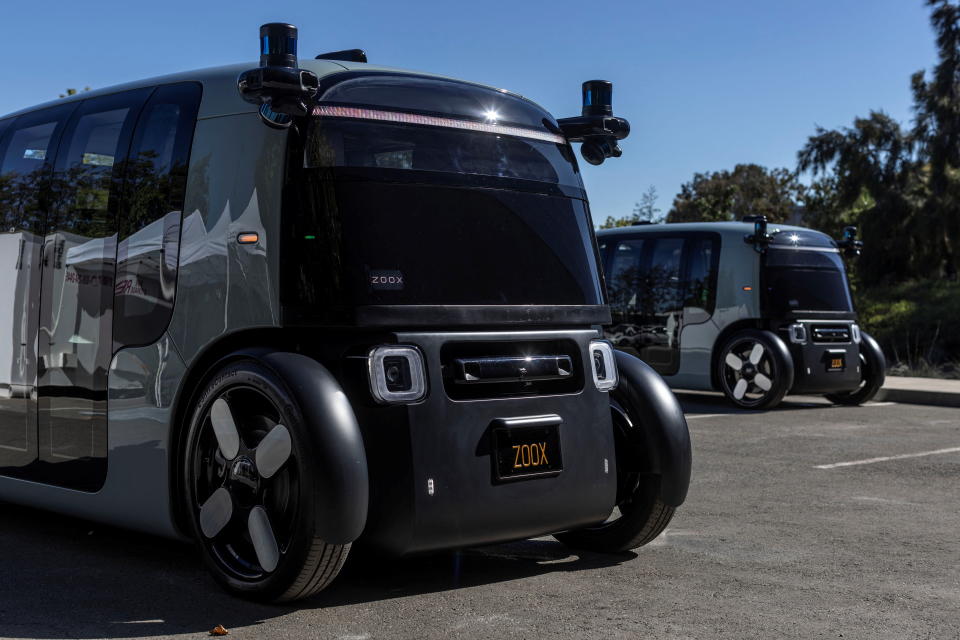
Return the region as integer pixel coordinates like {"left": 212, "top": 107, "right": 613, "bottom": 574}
{"left": 0, "top": 393, "right": 958, "bottom": 640}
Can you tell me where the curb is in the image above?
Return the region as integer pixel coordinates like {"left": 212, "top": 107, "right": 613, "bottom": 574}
{"left": 874, "top": 387, "right": 960, "bottom": 409}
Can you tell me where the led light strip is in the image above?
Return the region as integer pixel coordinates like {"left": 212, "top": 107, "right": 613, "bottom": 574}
{"left": 312, "top": 104, "right": 567, "bottom": 144}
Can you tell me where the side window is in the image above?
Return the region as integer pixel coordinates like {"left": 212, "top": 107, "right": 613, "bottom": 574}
{"left": 0, "top": 105, "right": 75, "bottom": 235}
{"left": 0, "top": 105, "right": 74, "bottom": 470}
{"left": 0, "top": 119, "right": 10, "bottom": 160}
{"left": 604, "top": 235, "right": 684, "bottom": 374}
{"left": 114, "top": 83, "right": 201, "bottom": 349}
{"left": 648, "top": 237, "right": 684, "bottom": 316}
{"left": 684, "top": 236, "right": 719, "bottom": 322}
{"left": 38, "top": 91, "right": 148, "bottom": 468}
{"left": 607, "top": 239, "right": 645, "bottom": 322}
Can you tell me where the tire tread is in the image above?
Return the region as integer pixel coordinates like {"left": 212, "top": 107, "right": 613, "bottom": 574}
{"left": 278, "top": 539, "right": 350, "bottom": 602}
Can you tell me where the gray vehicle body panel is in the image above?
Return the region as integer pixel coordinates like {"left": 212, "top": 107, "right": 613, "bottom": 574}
{"left": 0, "top": 335, "right": 185, "bottom": 538}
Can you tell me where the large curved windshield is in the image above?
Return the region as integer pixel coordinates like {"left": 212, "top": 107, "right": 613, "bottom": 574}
{"left": 283, "top": 73, "right": 603, "bottom": 317}
{"left": 763, "top": 231, "right": 853, "bottom": 313}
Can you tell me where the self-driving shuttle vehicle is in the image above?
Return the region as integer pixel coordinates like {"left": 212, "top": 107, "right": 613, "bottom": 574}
{"left": 0, "top": 24, "right": 691, "bottom": 601}
{"left": 597, "top": 218, "right": 885, "bottom": 409}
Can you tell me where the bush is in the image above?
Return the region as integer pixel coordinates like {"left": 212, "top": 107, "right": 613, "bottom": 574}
{"left": 855, "top": 279, "right": 960, "bottom": 379}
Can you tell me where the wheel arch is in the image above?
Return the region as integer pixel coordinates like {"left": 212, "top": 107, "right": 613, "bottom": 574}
{"left": 169, "top": 328, "right": 296, "bottom": 537}
{"left": 170, "top": 330, "right": 370, "bottom": 544}
{"left": 708, "top": 318, "right": 765, "bottom": 390}
{"left": 613, "top": 350, "right": 692, "bottom": 507}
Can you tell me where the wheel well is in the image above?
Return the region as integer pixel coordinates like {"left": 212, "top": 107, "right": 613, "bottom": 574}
{"left": 708, "top": 318, "right": 765, "bottom": 390}
{"left": 168, "top": 328, "right": 295, "bottom": 537}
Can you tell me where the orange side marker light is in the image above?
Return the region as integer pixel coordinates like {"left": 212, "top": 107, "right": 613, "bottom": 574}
{"left": 237, "top": 232, "right": 259, "bottom": 244}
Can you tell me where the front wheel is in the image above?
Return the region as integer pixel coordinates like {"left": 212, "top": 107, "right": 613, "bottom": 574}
{"left": 553, "top": 399, "right": 675, "bottom": 552}
{"left": 183, "top": 359, "right": 349, "bottom": 602}
{"left": 825, "top": 331, "right": 886, "bottom": 406}
{"left": 717, "top": 329, "right": 793, "bottom": 409}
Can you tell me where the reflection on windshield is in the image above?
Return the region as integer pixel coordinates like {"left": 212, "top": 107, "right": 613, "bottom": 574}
{"left": 306, "top": 120, "right": 581, "bottom": 190}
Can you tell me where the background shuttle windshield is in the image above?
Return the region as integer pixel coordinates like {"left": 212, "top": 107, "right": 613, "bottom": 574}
{"left": 763, "top": 231, "right": 853, "bottom": 314}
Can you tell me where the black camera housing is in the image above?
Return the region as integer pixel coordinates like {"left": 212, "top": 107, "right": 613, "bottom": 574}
{"left": 557, "top": 80, "right": 631, "bottom": 166}
{"left": 838, "top": 225, "right": 864, "bottom": 257}
{"left": 743, "top": 215, "right": 773, "bottom": 253}
{"left": 238, "top": 23, "right": 319, "bottom": 118}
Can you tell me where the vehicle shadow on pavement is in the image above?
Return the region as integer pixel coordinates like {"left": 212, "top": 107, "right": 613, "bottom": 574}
{"left": 0, "top": 503, "right": 631, "bottom": 639}
{"left": 323, "top": 537, "right": 633, "bottom": 607}
{"left": 674, "top": 390, "right": 835, "bottom": 416}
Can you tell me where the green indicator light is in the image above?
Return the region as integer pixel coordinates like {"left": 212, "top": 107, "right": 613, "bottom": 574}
{"left": 304, "top": 235, "right": 316, "bottom": 240}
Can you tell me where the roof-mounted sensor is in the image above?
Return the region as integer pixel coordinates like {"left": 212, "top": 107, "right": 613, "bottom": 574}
{"left": 316, "top": 49, "right": 368, "bottom": 63}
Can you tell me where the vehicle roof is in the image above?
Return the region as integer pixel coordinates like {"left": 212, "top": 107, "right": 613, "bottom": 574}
{"left": 596, "top": 220, "right": 832, "bottom": 241}
{"left": 1, "top": 59, "right": 545, "bottom": 122}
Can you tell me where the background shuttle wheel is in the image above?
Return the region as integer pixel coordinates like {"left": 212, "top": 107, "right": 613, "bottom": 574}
{"left": 825, "top": 331, "right": 886, "bottom": 406}
{"left": 553, "top": 399, "right": 675, "bottom": 552}
{"left": 717, "top": 329, "right": 792, "bottom": 409}
{"left": 183, "top": 359, "right": 349, "bottom": 602}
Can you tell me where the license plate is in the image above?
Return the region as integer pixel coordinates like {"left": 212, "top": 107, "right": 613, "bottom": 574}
{"left": 492, "top": 424, "right": 562, "bottom": 481}
{"left": 825, "top": 351, "right": 846, "bottom": 372}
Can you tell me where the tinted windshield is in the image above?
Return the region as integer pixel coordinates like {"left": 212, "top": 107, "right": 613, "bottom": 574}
{"left": 284, "top": 74, "right": 602, "bottom": 317}
{"left": 287, "top": 178, "right": 603, "bottom": 310}
{"left": 305, "top": 120, "right": 581, "bottom": 191}
{"left": 764, "top": 245, "right": 853, "bottom": 313}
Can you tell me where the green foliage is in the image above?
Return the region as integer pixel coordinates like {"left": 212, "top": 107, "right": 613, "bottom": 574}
{"left": 856, "top": 278, "right": 960, "bottom": 377}
{"left": 666, "top": 164, "right": 803, "bottom": 223}
{"left": 800, "top": 177, "right": 874, "bottom": 240}
{"left": 599, "top": 185, "right": 662, "bottom": 229}
{"left": 797, "top": 112, "right": 928, "bottom": 284}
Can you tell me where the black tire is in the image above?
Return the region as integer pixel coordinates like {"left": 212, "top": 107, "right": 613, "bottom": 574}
{"left": 717, "top": 329, "right": 793, "bottom": 409}
{"left": 553, "top": 399, "right": 675, "bottom": 552}
{"left": 825, "top": 331, "right": 886, "bottom": 406}
{"left": 182, "top": 359, "right": 349, "bottom": 602}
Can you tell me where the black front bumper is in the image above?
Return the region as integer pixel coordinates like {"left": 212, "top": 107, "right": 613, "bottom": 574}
{"left": 782, "top": 321, "right": 862, "bottom": 394}
{"left": 352, "top": 329, "right": 618, "bottom": 555}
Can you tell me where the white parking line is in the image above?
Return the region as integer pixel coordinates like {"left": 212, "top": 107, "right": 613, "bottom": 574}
{"left": 814, "top": 446, "right": 960, "bottom": 469}
{"left": 685, "top": 413, "right": 728, "bottom": 420}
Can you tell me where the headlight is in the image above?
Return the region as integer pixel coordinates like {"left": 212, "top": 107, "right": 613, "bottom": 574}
{"left": 788, "top": 323, "right": 807, "bottom": 344}
{"left": 368, "top": 345, "right": 427, "bottom": 404}
{"left": 851, "top": 324, "right": 861, "bottom": 344}
{"left": 589, "top": 340, "right": 618, "bottom": 392}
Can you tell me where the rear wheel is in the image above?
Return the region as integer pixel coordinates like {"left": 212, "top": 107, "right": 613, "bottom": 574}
{"left": 717, "top": 330, "right": 791, "bottom": 409}
{"left": 553, "top": 399, "right": 674, "bottom": 552}
{"left": 183, "top": 360, "right": 349, "bottom": 602}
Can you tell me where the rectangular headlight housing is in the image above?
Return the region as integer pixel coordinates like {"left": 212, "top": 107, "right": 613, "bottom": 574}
{"left": 589, "top": 340, "right": 618, "bottom": 392}
{"left": 368, "top": 345, "right": 427, "bottom": 404}
{"left": 788, "top": 323, "right": 807, "bottom": 344}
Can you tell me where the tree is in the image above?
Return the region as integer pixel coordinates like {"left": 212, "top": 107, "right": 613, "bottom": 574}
{"left": 634, "top": 185, "right": 662, "bottom": 223}
{"left": 799, "top": 176, "right": 875, "bottom": 243}
{"left": 910, "top": 0, "right": 960, "bottom": 278}
{"left": 666, "top": 164, "right": 802, "bottom": 223}
{"left": 797, "top": 112, "right": 926, "bottom": 284}
{"left": 599, "top": 185, "right": 662, "bottom": 228}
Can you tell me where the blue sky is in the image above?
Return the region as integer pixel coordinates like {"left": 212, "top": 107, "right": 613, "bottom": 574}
{"left": 1, "top": 0, "right": 936, "bottom": 219}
